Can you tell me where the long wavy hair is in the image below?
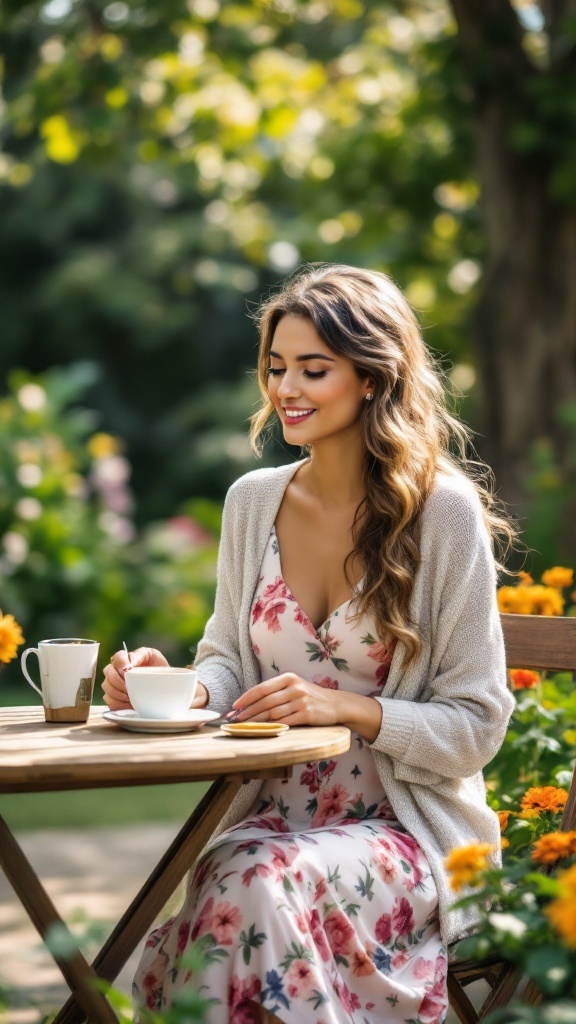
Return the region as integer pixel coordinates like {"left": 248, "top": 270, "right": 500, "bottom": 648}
{"left": 250, "top": 263, "right": 516, "bottom": 664}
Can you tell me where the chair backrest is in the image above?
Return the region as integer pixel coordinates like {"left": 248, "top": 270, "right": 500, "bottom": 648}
{"left": 501, "top": 613, "right": 576, "bottom": 831}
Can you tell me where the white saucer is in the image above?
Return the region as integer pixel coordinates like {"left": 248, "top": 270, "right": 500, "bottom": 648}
{"left": 102, "top": 708, "right": 221, "bottom": 733}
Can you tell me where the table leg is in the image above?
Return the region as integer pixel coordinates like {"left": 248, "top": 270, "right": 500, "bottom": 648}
{"left": 53, "top": 775, "right": 244, "bottom": 1024}
{"left": 0, "top": 814, "right": 119, "bottom": 1024}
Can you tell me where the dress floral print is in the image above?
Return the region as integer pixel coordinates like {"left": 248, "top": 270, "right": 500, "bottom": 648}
{"left": 133, "top": 527, "right": 447, "bottom": 1024}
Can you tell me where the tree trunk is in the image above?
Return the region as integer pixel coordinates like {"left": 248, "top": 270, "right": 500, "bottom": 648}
{"left": 448, "top": 0, "right": 576, "bottom": 561}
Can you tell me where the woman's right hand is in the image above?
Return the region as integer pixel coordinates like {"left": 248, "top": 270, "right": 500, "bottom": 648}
{"left": 102, "top": 647, "right": 169, "bottom": 710}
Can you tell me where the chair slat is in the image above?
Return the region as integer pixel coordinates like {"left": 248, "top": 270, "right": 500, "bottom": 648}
{"left": 501, "top": 614, "right": 576, "bottom": 671}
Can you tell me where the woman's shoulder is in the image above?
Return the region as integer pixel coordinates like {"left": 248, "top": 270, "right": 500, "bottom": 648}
{"left": 422, "top": 469, "right": 487, "bottom": 545}
{"left": 224, "top": 461, "right": 304, "bottom": 510}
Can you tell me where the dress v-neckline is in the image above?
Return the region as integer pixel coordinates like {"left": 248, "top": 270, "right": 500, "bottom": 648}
{"left": 271, "top": 526, "right": 359, "bottom": 637}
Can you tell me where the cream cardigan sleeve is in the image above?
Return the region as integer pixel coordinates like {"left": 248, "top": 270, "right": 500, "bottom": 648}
{"left": 370, "top": 480, "right": 514, "bottom": 779}
{"left": 194, "top": 486, "right": 246, "bottom": 712}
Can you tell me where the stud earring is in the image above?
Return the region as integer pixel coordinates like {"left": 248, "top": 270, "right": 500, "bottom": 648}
{"left": 365, "top": 393, "right": 373, "bottom": 401}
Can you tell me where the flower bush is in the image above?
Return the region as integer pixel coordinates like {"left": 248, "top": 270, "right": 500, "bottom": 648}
{"left": 447, "top": 569, "right": 576, "bottom": 1019}
{"left": 0, "top": 364, "right": 219, "bottom": 689}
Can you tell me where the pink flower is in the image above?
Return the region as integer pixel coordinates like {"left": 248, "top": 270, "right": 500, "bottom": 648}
{"left": 270, "top": 841, "right": 299, "bottom": 879}
{"left": 367, "top": 641, "right": 392, "bottom": 663}
{"left": 324, "top": 909, "right": 354, "bottom": 956}
{"left": 286, "top": 959, "right": 316, "bottom": 997}
{"left": 372, "top": 846, "right": 397, "bottom": 884}
{"left": 252, "top": 577, "right": 291, "bottom": 633}
{"left": 228, "top": 973, "right": 261, "bottom": 1023}
{"left": 313, "top": 673, "right": 339, "bottom": 689}
{"left": 351, "top": 949, "right": 375, "bottom": 976}
{"left": 294, "top": 606, "right": 317, "bottom": 636}
{"left": 392, "top": 950, "right": 410, "bottom": 968}
{"left": 392, "top": 896, "right": 415, "bottom": 937}
{"left": 210, "top": 901, "right": 242, "bottom": 945}
{"left": 311, "top": 783, "right": 350, "bottom": 826}
{"left": 418, "top": 965, "right": 448, "bottom": 1024}
{"left": 414, "top": 957, "right": 435, "bottom": 981}
{"left": 176, "top": 919, "right": 190, "bottom": 956}
{"left": 299, "top": 764, "right": 320, "bottom": 792}
{"left": 375, "top": 913, "right": 392, "bottom": 945}
{"left": 305, "top": 908, "right": 331, "bottom": 961}
{"left": 191, "top": 897, "right": 214, "bottom": 940}
{"left": 242, "top": 862, "right": 271, "bottom": 886}
{"left": 334, "top": 977, "right": 361, "bottom": 1013}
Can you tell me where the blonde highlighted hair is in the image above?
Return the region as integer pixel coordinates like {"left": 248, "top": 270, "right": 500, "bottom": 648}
{"left": 250, "top": 264, "right": 516, "bottom": 664}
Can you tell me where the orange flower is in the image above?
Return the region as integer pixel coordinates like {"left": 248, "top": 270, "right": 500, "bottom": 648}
{"left": 521, "top": 787, "right": 568, "bottom": 815}
{"left": 500, "top": 837, "right": 510, "bottom": 849}
{"left": 518, "top": 571, "right": 534, "bottom": 585}
{"left": 445, "top": 843, "right": 495, "bottom": 891}
{"left": 509, "top": 669, "right": 540, "bottom": 690}
{"left": 0, "top": 610, "right": 25, "bottom": 664}
{"left": 545, "top": 864, "right": 576, "bottom": 948}
{"left": 497, "top": 811, "right": 510, "bottom": 833}
{"left": 541, "top": 567, "right": 574, "bottom": 590}
{"left": 531, "top": 831, "right": 576, "bottom": 865}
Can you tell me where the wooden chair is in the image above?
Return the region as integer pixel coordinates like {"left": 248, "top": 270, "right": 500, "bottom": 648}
{"left": 447, "top": 612, "right": 576, "bottom": 1024}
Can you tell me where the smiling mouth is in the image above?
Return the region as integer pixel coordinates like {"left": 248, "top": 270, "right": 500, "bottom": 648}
{"left": 283, "top": 409, "right": 316, "bottom": 421}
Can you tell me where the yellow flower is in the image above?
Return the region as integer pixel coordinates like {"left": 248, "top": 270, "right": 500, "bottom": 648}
{"left": 500, "top": 837, "right": 510, "bottom": 849}
{"left": 541, "top": 567, "right": 574, "bottom": 590}
{"left": 532, "top": 831, "right": 576, "bottom": 865}
{"left": 529, "top": 585, "right": 565, "bottom": 616}
{"left": 497, "top": 586, "right": 534, "bottom": 615}
{"left": 445, "top": 843, "right": 496, "bottom": 891}
{"left": 521, "top": 786, "right": 568, "bottom": 815}
{"left": 0, "top": 610, "right": 25, "bottom": 664}
{"left": 545, "top": 864, "right": 576, "bottom": 948}
{"left": 518, "top": 571, "right": 534, "bottom": 585}
{"left": 87, "top": 433, "right": 121, "bottom": 459}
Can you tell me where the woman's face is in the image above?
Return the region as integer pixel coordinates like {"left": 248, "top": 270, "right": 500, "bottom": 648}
{"left": 267, "top": 315, "right": 371, "bottom": 449}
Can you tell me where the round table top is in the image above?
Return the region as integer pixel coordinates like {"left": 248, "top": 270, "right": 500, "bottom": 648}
{"left": 0, "top": 706, "right": 351, "bottom": 793}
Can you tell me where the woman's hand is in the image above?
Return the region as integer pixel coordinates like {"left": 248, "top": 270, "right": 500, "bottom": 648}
{"left": 102, "top": 647, "right": 168, "bottom": 710}
{"left": 231, "top": 673, "right": 383, "bottom": 741}
{"left": 102, "top": 647, "right": 210, "bottom": 710}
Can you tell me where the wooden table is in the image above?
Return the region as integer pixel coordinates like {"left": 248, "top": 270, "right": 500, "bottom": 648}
{"left": 0, "top": 706, "right": 350, "bottom": 1024}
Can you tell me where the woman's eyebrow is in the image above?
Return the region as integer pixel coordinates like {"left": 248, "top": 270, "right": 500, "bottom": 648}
{"left": 269, "top": 350, "right": 336, "bottom": 362}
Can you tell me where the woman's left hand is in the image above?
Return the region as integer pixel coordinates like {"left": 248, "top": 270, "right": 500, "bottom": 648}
{"left": 232, "top": 674, "right": 340, "bottom": 727}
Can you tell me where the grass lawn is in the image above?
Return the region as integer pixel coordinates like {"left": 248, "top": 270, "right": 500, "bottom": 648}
{"left": 1, "top": 677, "right": 209, "bottom": 830}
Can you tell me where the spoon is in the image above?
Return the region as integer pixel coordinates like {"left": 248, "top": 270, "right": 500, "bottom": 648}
{"left": 122, "top": 641, "right": 133, "bottom": 669}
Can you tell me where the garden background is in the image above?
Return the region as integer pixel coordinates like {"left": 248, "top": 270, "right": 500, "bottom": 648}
{"left": 1, "top": 0, "right": 576, "bottom": 1018}
{"left": 2, "top": 0, "right": 576, "bottom": 824}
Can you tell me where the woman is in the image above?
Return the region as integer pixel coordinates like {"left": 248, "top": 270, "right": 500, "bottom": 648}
{"left": 104, "top": 264, "right": 515, "bottom": 1024}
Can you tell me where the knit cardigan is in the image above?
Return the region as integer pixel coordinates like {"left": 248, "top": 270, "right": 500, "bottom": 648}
{"left": 195, "top": 460, "right": 515, "bottom": 945}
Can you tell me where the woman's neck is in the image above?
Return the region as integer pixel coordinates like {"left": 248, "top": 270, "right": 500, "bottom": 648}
{"left": 301, "top": 436, "right": 366, "bottom": 510}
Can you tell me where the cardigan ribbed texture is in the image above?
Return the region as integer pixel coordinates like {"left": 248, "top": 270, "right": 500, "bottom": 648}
{"left": 195, "top": 460, "right": 514, "bottom": 944}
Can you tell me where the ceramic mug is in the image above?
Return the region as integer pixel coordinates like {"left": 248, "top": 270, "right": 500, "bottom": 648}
{"left": 21, "top": 638, "right": 100, "bottom": 723}
{"left": 125, "top": 666, "right": 197, "bottom": 720}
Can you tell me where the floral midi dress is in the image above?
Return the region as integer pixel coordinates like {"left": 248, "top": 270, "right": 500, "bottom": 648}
{"left": 133, "top": 527, "right": 448, "bottom": 1024}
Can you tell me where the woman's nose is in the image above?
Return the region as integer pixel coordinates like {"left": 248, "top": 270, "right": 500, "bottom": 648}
{"left": 277, "top": 371, "right": 301, "bottom": 399}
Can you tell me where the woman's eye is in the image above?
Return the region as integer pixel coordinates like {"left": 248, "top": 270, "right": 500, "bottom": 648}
{"left": 304, "top": 370, "right": 328, "bottom": 379}
{"left": 267, "top": 367, "right": 284, "bottom": 376}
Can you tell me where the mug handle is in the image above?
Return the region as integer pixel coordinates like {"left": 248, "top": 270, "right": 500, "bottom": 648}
{"left": 21, "top": 648, "right": 44, "bottom": 699}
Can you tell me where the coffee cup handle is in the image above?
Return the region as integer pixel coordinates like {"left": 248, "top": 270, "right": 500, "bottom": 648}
{"left": 21, "top": 648, "right": 44, "bottom": 699}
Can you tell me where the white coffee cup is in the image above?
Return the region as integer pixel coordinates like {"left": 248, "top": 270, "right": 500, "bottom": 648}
{"left": 125, "top": 666, "right": 197, "bottom": 720}
{"left": 21, "top": 638, "right": 100, "bottom": 723}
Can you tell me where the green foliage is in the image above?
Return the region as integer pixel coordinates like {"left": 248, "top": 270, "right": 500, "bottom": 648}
{"left": 0, "top": 0, "right": 481, "bottom": 517}
{"left": 0, "top": 363, "right": 220, "bottom": 683}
